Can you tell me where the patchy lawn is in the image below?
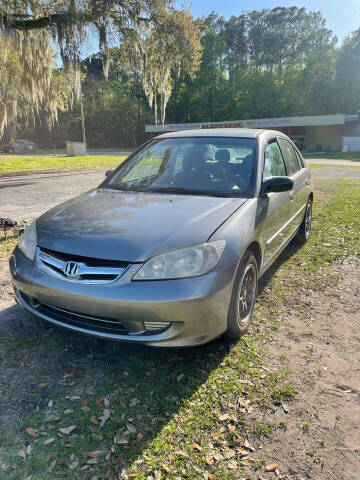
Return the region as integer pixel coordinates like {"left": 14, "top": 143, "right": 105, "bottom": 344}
{"left": 308, "top": 163, "right": 360, "bottom": 169}
{"left": 304, "top": 151, "right": 360, "bottom": 161}
{"left": 0, "top": 179, "right": 359, "bottom": 479}
{"left": 0, "top": 237, "right": 17, "bottom": 260}
{"left": 0, "top": 155, "right": 126, "bottom": 176}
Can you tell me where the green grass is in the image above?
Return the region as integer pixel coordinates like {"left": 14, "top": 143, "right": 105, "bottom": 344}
{"left": 304, "top": 152, "right": 360, "bottom": 161}
{"left": 0, "top": 179, "right": 359, "bottom": 479}
{"left": 0, "top": 236, "right": 17, "bottom": 259}
{"left": 0, "top": 155, "right": 126, "bottom": 175}
{"left": 309, "top": 163, "right": 360, "bottom": 169}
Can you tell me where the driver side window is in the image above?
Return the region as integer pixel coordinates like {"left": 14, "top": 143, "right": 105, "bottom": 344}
{"left": 264, "top": 141, "right": 287, "bottom": 179}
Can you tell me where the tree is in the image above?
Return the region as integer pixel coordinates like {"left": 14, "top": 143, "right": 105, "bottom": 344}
{"left": 122, "top": 8, "right": 202, "bottom": 125}
{"left": 335, "top": 29, "right": 360, "bottom": 113}
{"left": 0, "top": 0, "right": 171, "bottom": 137}
{"left": 0, "top": 29, "right": 72, "bottom": 137}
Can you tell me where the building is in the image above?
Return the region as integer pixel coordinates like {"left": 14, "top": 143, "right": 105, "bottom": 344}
{"left": 146, "top": 114, "right": 360, "bottom": 152}
{"left": 2, "top": 139, "right": 37, "bottom": 154}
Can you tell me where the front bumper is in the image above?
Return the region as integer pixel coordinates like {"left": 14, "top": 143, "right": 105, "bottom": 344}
{"left": 10, "top": 248, "right": 236, "bottom": 347}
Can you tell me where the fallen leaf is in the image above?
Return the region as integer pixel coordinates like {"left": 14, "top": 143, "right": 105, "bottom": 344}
{"left": 177, "top": 374, "right": 184, "bottom": 382}
{"left": 228, "top": 425, "right": 235, "bottom": 433}
{"left": 228, "top": 459, "right": 237, "bottom": 469}
{"left": 192, "top": 442, "right": 202, "bottom": 451}
{"left": 91, "top": 416, "right": 98, "bottom": 425}
{"left": 226, "top": 449, "right": 236, "bottom": 458}
{"left": 69, "top": 460, "right": 79, "bottom": 469}
{"left": 38, "top": 383, "right": 49, "bottom": 387}
{"left": 59, "top": 426, "right": 76, "bottom": 435}
{"left": 88, "top": 451, "right": 101, "bottom": 458}
{"left": 103, "top": 468, "right": 111, "bottom": 479}
{"left": 100, "top": 409, "right": 110, "bottom": 427}
{"left": 265, "top": 463, "right": 279, "bottom": 472}
{"left": 48, "top": 400, "right": 54, "bottom": 408}
{"left": 219, "top": 413, "right": 229, "bottom": 421}
{"left": 114, "top": 434, "right": 129, "bottom": 445}
{"left": 44, "top": 438, "right": 55, "bottom": 445}
{"left": 26, "top": 445, "right": 32, "bottom": 455}
{"left": 127, "top": 423, "right": 137, "bottom": 434}
{"left": 81, "top": 398, "right": 88, "bottom": 407}
{"left": 26, "top": 427, "right": 36, "bottom": 437}
{"left": 18, "top": 447, "right": 26, "bottom": 458}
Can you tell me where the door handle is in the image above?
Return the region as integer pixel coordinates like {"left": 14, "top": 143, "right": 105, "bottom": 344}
{"left": 289, "top": 192, "right": 294, "bottom": 201}
{"left": 305, "top": 178, "right": 310, "bottom": 186}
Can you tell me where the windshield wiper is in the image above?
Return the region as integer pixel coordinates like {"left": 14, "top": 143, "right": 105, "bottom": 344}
{"left": 142, "top": 187, "right": 232, "bottom": 197}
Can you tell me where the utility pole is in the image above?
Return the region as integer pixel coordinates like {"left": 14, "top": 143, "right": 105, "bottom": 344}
{"left": 80, "top": 93, "right": 86, "bottom": 145}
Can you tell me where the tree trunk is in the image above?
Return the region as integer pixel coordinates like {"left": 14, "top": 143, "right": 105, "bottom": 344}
{"left": 80, "top": 95, "right": 86, "bottom": 145}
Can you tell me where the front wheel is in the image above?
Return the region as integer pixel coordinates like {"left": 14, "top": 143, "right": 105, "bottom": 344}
{"left": 227, "top": 251, "right": 258, "bottom": 339}
{"left": 296, "top": 198, "right": 312, "bottom": 244}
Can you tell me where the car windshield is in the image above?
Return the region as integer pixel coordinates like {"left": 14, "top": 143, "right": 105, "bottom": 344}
{"left": 104, "top": 137, "right": 257, "bottom": 197}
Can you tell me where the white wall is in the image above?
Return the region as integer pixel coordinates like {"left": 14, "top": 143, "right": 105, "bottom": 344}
{"left": 343, "top": 137, "right": 360, "bottom": 152}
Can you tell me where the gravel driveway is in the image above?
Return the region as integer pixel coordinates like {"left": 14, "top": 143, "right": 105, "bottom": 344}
{"left": 1, "top": 165, "right": 360, "bottom": 223}
{"left": 0, "top": 170, "right": 107, "bottom": 221}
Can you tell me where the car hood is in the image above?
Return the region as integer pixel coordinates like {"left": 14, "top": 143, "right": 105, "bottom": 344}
{"left": 36, "top": 188, "right": 247, "bottom": 262}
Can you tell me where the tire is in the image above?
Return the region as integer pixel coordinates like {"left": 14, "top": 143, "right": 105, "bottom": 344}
{"left": 227, "top": 250, "right": 258, "bottom": 339}
{"left": 296, "top": 198, "right": 312, "bottom": 244}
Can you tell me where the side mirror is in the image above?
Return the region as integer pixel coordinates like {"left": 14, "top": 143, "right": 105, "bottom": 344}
{"left": 262, "top": 176, "right": 294, "bottom": 194}
{"left": 105, "top": 169, "right": 113, "bottom": 178}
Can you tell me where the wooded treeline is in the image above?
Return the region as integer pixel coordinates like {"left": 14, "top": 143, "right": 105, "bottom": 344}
{"left": 5, "top": 7, "right": 360, "bottom": 148}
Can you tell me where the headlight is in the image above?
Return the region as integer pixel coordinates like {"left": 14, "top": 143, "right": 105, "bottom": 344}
{"left": 18, "top": 221, "right": 37, "bottom": 260}
{"left": 133, "top": 240, "right": 226, "bottom": 280}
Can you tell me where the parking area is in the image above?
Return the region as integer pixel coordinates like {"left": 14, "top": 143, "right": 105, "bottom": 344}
{"left": 0, "top": 164, "right": 359, "bottom": 222}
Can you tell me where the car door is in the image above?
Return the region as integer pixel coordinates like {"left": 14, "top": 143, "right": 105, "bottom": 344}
{"left": 277, "top": 137, "right": 309, "bottom": 234}
{"left": 260, "top": 138, "right": 295, "bottom": 268}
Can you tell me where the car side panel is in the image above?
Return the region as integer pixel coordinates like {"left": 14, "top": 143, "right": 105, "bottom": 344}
{"left": 210, "top": 132, "right": 313, "bottom": 280}
{"left": 257, "top": 191, "right": 295, "bottom": 268}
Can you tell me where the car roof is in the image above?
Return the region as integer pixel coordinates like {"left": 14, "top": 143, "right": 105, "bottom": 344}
{"left": 155, "top": 128, "right": 282, "bottom": 139}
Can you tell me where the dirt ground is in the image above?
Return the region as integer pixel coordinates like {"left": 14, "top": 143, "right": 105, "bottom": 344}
{"left": 255, "top": 263, "right": 360, "bottom": 480}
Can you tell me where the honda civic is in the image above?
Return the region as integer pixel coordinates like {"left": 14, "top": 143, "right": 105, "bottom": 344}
{"left": 10, "top": 129, "right": 313, "bottom": 346}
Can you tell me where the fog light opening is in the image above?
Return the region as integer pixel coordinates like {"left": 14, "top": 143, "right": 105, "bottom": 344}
{"left": 143, "top": 321, "right": 171, "bottom": 332}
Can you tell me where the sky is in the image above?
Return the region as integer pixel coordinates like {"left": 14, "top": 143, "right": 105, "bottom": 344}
{"left": 176, "top": 0, "right": 360, "bottom": 42}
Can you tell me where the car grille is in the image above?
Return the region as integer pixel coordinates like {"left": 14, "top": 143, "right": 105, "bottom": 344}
{"left": 22, "top": 293, "right": 130, "bottom": 334}
{"left": 36, "top": 247, "right": 130, "bottom": 284}
{"left": 19, "top": 293, "right": 171, "bottom": 337}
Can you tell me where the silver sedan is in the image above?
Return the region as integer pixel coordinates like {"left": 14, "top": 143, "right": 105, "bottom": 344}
{"left": 10, "top": 129, "right": 313, "bottom": 347}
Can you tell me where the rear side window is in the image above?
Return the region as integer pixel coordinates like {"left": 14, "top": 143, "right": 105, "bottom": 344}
{"left": 263, "top": 141, "right": 287, "bottom": 178}
{"left": 295, "top": 148, "right": 305, "bottom": 168}
{"left": 278, "top": 138, "right": 300, "bottom": 176}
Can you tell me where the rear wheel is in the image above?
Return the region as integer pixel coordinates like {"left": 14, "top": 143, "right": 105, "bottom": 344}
{"left": 296, "top": 198, "right": 312, "bottom": 244}
{"left": 227, "top": 251, "right": 258, "bottom": 339}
